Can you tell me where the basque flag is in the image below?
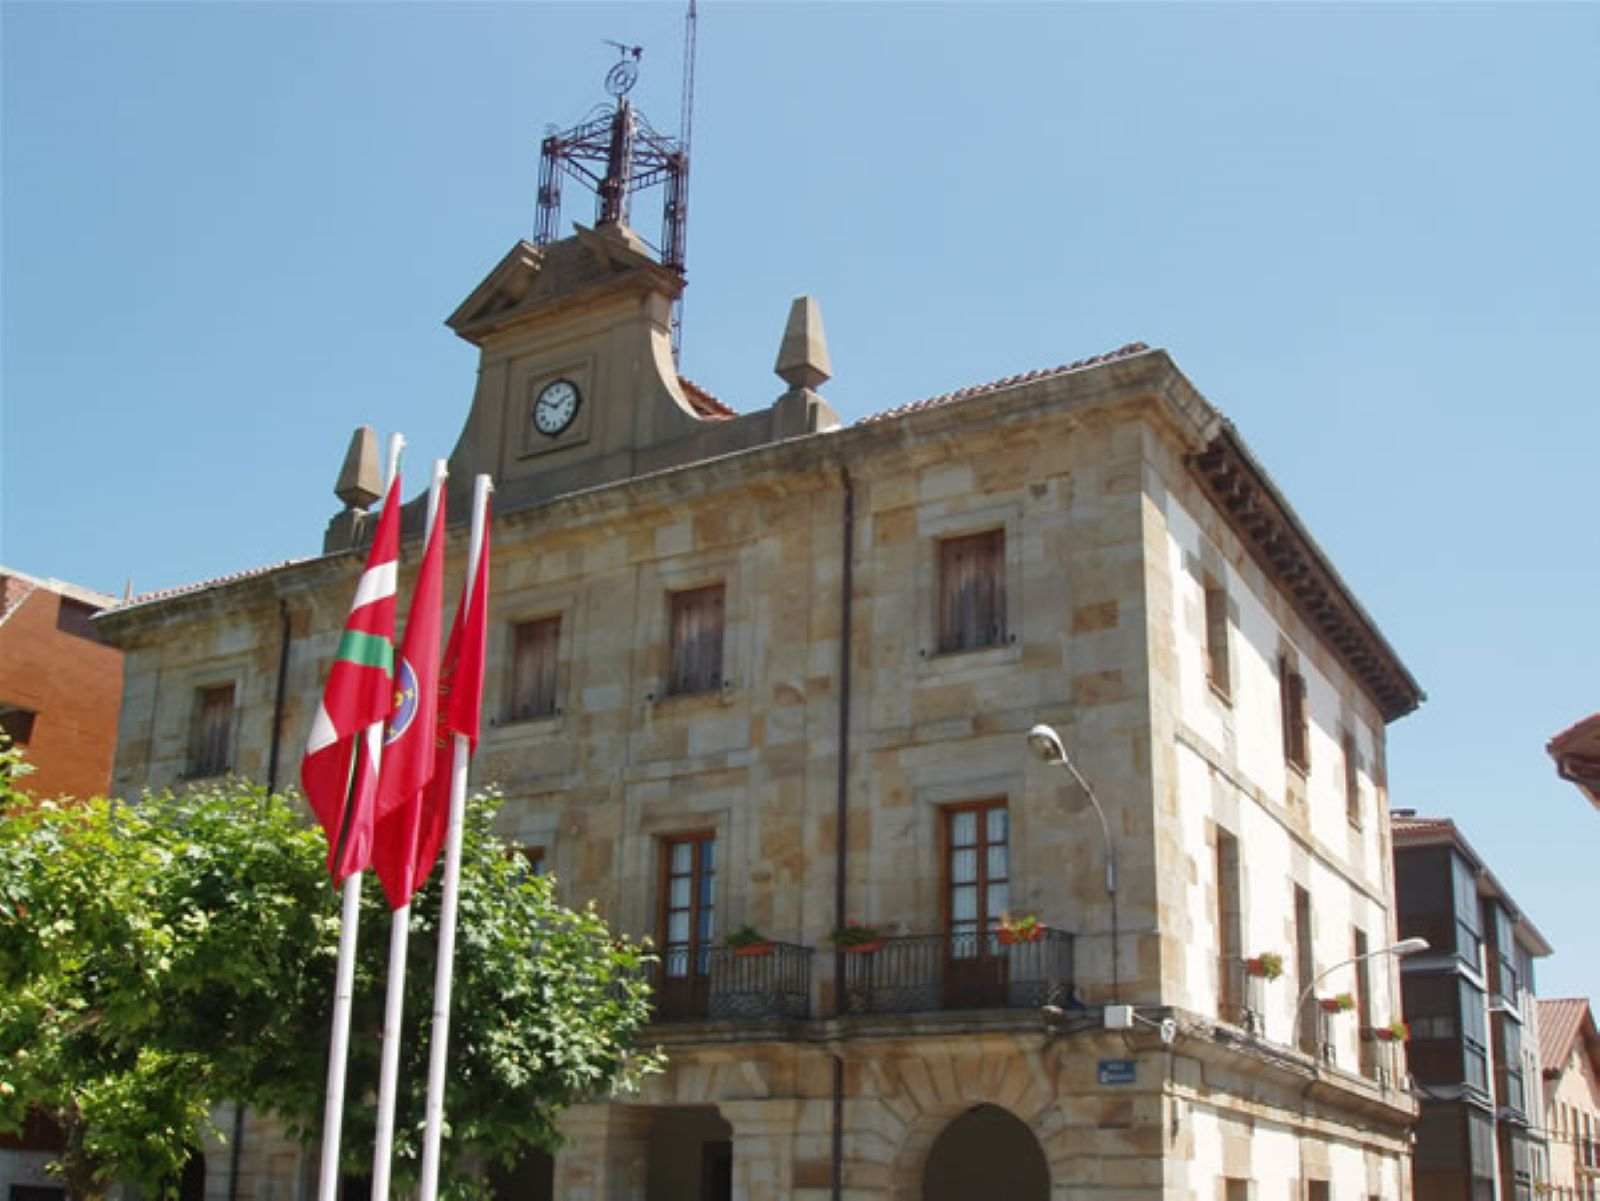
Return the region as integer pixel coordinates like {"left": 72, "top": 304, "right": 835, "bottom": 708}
{"left": 301, "top": 474, "right": 401, "bottom": 884}
{"left": 371, "top": 484, "right": 446, "bottom": 910}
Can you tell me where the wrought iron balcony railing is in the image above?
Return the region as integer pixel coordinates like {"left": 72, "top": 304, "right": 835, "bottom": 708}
{"left": 840, "top": 929, "right": 1074, "bottom": 1016}
{"left": 649, "top": 941, "right": 812, "bottom": 1024}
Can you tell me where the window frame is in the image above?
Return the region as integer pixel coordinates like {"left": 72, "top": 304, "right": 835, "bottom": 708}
{"left": 935, "top": 528, "right": 1008, "bottom": 656}
{"left": 665, "top": 583, "right": 726, "bottom": 698}
{"left": 1203, "top": 575, "right": 1232, "bottom": 701}
{"left": 188, "top": 681, "right": 236, "bottom": 779}
{"left": 1279, "top": 654, "right": 1311, "bottom": 775}
{"left": 938, "top": 798, "right": 1010, "bottom": 954}
{"left": 506, "top": 614, "right": 562, "bottom": 722}
{"left": 656, "top": 830, "right": 718, "bottom": 981}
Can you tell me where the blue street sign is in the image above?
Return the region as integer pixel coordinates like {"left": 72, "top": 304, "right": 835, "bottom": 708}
{"left": 1098, "top": 1058, "right": 1136, "bottom": 1085}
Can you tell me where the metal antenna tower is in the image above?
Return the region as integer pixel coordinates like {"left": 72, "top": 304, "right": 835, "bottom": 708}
{"left": 534, "top": 23, "right": 695, "bottom": 361}
{"left": 670, "top": 0, "right": 698, "bottom": 360}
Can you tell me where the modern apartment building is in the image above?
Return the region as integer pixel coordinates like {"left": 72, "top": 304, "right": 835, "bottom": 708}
{"left": 1393, "top": 814, "right": 1552, "bottom": 1201}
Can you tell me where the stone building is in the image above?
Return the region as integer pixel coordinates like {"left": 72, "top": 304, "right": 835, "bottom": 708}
{"left": 0, "top": 567, "right": 122, "bottom": 800}
{"left": 1392, "top": 814, "right": 1552, "bottom": 1201}
{"left": 1538, "top": 998, "right": 1600, "bottom": 1201}
{"left": 94, "top": 206, "right": 1429, "bottom": 1201}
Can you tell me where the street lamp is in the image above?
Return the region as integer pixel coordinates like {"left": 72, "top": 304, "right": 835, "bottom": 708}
{"left": 1293, "top": 937, "right": 1431, "bottom": 1043}
{"left": 1027, "top": 722, "right": 1119, "bottom": 1001}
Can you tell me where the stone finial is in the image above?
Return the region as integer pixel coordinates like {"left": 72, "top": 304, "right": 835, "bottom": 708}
{"left": 334, "top": 425, "right": 382, "bottom": 510}
{"left": 774, "top": 296, "right": 832, "bottom": 391}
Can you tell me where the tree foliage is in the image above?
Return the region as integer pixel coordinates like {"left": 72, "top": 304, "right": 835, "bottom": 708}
{"left": 0, "top": 744, "right": 658, "bottom": 1201}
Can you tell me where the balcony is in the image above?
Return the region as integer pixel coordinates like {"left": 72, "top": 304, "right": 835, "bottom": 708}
{"left": 840, "top": 929, "right": 1074, "bottom": 1016}
{"left": 649, "top": 941, "right": 812, "bottom": 1024}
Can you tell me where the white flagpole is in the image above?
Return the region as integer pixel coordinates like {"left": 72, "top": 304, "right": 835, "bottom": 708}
{"left": 418, "top": 474, "right": 490, "bottom": 1201}
{"left": 318, "top": 432, "right": 404, "bottom": 1201}
{"left": 370, "top": 458, "right": 448, "bottom": 1201}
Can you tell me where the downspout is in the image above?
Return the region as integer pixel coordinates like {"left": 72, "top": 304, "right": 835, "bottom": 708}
{"left": 233, "top": 598, "right": 291, "bottom": 1201}
{"left": 265, "top": 598, "right": 292, "bottom": 793}
{"left": 831, "top": 467, "right": 855, "bottom": 1201}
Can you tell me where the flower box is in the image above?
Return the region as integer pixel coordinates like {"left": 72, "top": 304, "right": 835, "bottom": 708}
{"left": 841, "top": 938, "right": 886, "bottom": 955}
{"left": 732, "top": 941, "right": 775, "bottom": 958}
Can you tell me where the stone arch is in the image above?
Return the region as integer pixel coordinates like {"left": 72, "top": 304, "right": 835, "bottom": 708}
{"left": 869, "top": 1038, "right": 1092, "bottom": 1201}
{"left": 922, "top": 1105, "right": 1049, "bottom": 1201}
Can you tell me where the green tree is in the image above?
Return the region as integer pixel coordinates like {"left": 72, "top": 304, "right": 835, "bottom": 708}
{"left": 0, "top": 745, "right": 658, "bottom": 1201}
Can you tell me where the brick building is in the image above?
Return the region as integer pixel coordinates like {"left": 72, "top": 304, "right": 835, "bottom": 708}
{"left": 1392, "top": 814, "right": 1552, "bottom": 1201}
{"left": 0, "top": 567, "right": 122, "bottom": 799}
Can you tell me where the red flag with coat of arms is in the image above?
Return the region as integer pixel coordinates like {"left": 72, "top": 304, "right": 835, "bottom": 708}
{"left": 370, "top": 482, "right": 447, "bottom": 910}
{"left": 410, "top": 497, "right": 491, "bottom": 892}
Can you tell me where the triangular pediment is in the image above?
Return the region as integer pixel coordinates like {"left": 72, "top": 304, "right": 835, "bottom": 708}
{"left": 445, "top": 224, "right": 678, "bottom": 344}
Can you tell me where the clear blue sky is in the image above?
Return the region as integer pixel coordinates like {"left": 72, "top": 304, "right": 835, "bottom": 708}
{"left": 3, "top": 3, "right": 1596, "bottom": 999}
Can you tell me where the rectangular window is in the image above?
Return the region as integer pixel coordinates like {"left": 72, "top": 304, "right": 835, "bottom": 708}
{"left": 1485, "top": 902, "right": 1518, "bottom": 1006}
{"left": 944, "top": 801, "right": 1009, "bottom": 954}
{"left": 1280, "top": 655, "right": 1310, "bottom": 773}
{"left": 1225, "top": 1179, "right": 1250, "bottom": 1201}
{"left": 1343, "top": 730, "right": 1362, "bottom": 826}
{"left": 1204, "top": 578, "right": 1232, "bottom": 698}
{"left": 1496, "top": 1013, "right": 1527, "bottom": 1116}
{"left": 1295, "top": 885, "right": 1315, "bottom": 1054}
{"left": 1354, "top": 927, "right": 1376, "bottom": 1077}
{"left": 190, "top": 683, "right": 235, "bottom": 777}
{"left": 1460, "top": 977, "right": 1489, "bottom": 1095}
{"left": 510, "top": 845, "right": 547, "bottom": 877}
{"left": 508, "top": 616, "right": 560, "bottom": 720}
{"left": 1307, "top": 1181, "right": 1330, "bottom": 1201}
{"left": 937, "top": 529, "right": 1006, "bottom": 653}
{"left": 1452, "top": 853, "right": 1484, "bottom": 971}
{"left": 0, "top": 704, "right": 37, "bottom": 747}
{"left": 667, "top": 585, "right": 725, "bottom": 696}
{"left": 655, "top": 833, "right": 716, "bottom": 1021}
{"left": 1216, "top": 830, "right": 1243, "bottom": 1023}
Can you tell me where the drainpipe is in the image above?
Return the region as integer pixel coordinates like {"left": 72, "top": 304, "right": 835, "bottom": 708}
{"left": 831, "top": 467, "right": 855, "bottom": 1201}
{"left": 266, "top": 598, "right": 292, "bottom": 793}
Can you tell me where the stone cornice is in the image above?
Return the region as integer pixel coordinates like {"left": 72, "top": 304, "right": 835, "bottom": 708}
{"left": 1187, "top": 427, "right": 1424, "bottom": 723}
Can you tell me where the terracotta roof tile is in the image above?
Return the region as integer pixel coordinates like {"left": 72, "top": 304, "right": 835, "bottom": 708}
{"left": 678, "top": 375, "right": 736, "bottom": 420}
{"left": 113, "top": 558, "right": 311, "bottom": 611}
{"left": 858, "top": 342, "right": 1152, "bottom": 425}
{"left": 1390, "top": 813, "right": 1454, "bottom": 841}
{"left": 1538, "top": 997, "right": 1599, "bottom": 1077}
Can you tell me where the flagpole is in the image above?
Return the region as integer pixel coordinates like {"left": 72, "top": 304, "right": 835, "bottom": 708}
{"left": 317, "top": 433, "right": 405, "bottom": 1201}
{"left": 418, "top": 473, "right": 491, "bottom": 1201}
{"left": 370, "top": 459, "right": 447, "bottom": 1201}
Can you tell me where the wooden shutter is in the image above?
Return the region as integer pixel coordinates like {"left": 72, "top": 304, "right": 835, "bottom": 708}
{"left": 510, "top": 617, "right": 560, "bottom": 719}
{"left": 1204, "top": 581, "right": 1231, "bottom": 696}
{"left": 668, "top": 585, "right": 725, "bottom": 695}
{"left": 938, "top": 530, "right": 1005, "bottom": 653}
{"left": 193, "top": 683, "right": 234, "bottom": 776}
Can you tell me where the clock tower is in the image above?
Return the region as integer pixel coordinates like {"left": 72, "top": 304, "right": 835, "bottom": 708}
{"left": 322, "top": 46, "right": 838, "bottom": 552}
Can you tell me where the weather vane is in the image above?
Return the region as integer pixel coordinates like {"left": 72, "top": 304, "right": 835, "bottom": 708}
{"left": 603, "top": 40, "right": 642, "bottom": 98}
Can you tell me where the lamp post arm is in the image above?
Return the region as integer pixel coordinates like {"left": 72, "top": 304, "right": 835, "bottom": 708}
{"left": 1062, "top": 757, "right": 1115, "bottom": 896}
{"left": 1294, "top": 944, "right": 1406, "bottom": 1016}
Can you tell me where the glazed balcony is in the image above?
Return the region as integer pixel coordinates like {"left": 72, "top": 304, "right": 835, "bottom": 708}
{"left": 649, "top": 941, "right": 812, "bottom": 1024}
{"left": 840, "top": 929, "right": 1075, "bottom": 1016}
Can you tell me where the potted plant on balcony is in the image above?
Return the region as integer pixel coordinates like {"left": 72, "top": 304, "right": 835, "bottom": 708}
{"left": 998, "top": 912, "right": 1044, "bottom": 945}
{"left": 1318, "top": 992, "right": 1357, "bottom": 1014}
{"left": 726, "top": 925, "right": 774, "bottom": 958}
{"left": 831, "top": 921, "right": 885, "bottom": 954}
{"left": 1244, "top": 951, "right": 1284, "bottom": 980}
{"left": 1371, "top": 1019, "right": 1409, "bottom": 1043}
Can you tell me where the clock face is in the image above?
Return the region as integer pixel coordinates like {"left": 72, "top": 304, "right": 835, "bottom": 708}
{"left": 533, "top": 378, "right": 581, "bottom": 437}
